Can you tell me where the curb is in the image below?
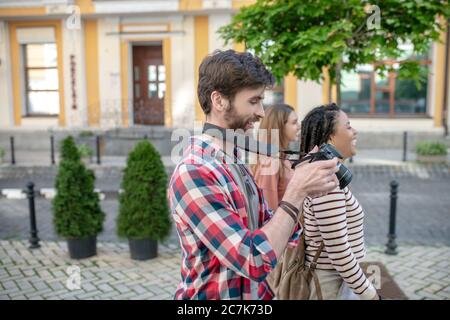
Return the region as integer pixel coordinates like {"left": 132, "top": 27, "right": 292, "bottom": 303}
{"left": 0, "top": 188, "right": 120, "bottom": 200}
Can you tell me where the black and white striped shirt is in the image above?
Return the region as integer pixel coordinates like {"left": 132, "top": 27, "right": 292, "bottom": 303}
{"left": 303, "top": 186, "right": 377, "bottom": 300}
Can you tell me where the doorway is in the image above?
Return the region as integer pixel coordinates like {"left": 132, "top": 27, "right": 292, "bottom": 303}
{"left": 132, "top": 44, "right": 165, "bottom": 125}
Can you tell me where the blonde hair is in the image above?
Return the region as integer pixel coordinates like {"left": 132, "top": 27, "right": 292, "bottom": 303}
{"left": 251, "top": 103, "right": 295, "bottom": 176}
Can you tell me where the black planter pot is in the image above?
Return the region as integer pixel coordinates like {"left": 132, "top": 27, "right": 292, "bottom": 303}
{"left": 67, "top": 236, "right": 97, "bottom": 259}
{"left": 128, "top": 238, "right": 157, "bottom": 260}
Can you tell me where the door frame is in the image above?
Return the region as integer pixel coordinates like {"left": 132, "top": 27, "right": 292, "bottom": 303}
{"left": 132, "top": 42, "right": 164, "bottom": 126}
{"left": 120, "top": 38, "right": 172, "bottom": 127}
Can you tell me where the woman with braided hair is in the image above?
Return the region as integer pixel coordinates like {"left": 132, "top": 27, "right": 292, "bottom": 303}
{"left": 300, "top": 103, "right": 380, "bottom": 300}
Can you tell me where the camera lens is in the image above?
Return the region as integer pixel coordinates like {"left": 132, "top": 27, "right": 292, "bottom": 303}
{"left": 336, "top": 163, "right": 352, "bottom": 189}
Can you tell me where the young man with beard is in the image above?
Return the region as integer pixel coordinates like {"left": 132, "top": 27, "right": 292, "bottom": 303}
{"left": 168, "top": 50, "right": 339, "bottom": 300}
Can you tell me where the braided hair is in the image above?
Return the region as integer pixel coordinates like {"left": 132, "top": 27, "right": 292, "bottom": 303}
{"left": 299, "top": 103, "right": 341, "bottom": 156}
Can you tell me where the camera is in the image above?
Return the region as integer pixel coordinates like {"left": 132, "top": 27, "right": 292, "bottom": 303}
{"left": 291, "top": 143, "right": 353, "bottom": 190}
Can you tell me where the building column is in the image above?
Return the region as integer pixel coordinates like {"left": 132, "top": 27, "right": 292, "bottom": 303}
{"left": 84, "top": 19, "right": 100, "bottom": 127}
{"left": 0, "top": 21, "right": 14, "bottom": 127}
{"left": 434, "top": 24, "right": 448, "bottom": 128}
{"left": 194, "top": 15, "right": 209, "bottom": 123}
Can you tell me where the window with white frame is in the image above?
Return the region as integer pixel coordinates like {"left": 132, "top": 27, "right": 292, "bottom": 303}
{"left": 23, "top": 43, "right": 60, "bottom": 116}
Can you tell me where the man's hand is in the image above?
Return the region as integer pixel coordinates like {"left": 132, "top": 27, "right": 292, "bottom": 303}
{"left": 283, "top": 147, "right": 339, "bottom": 208}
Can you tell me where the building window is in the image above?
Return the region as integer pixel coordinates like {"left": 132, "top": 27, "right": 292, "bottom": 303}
{"left": 23, "top": 43, "right": 60, "bottom": 116}
{"left": 341, "top": 43, "right": 430, "bottom": 116}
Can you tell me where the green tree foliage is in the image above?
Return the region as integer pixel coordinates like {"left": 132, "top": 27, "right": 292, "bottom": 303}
{"left": 60, "top": 135, "right": 81, "bottom": 162}
{"left": 117, "top": 140, "right": 171, "bottom": 240}
{"left": 220, "top": 0, "right": 449, "bottom": 102}
{"left": 52, "top": 136, "right": 105, "bottom": 238}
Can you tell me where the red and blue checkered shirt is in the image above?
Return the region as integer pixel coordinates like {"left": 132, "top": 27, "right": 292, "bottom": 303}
{"left": 168, "top": 135, "right": 301, "bottom": 300}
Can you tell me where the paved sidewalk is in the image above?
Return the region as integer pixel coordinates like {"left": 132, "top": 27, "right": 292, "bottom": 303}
{"left": 0, "top": 240, "right": 449, "bottom": 300}
{"left": 0, "top": 240, "right": 180, "bottom": 300}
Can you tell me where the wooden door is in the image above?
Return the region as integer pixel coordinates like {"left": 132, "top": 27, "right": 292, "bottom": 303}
{"left": 133, "top": 45, "right": 165, "bottom": 125}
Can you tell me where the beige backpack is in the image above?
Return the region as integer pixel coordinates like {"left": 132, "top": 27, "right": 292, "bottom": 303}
{"left": 266, "top": 209, "right": 325, "bottom": 300}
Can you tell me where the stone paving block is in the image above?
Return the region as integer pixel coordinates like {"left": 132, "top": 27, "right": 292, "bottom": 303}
{"left": 90, "top": 277, "right": 115, "bottom": 286}
{"left": 147, "top": 286, "right": 171, "bottom": 296}
{"left": 95, "top": 290, "right": 123, "bottom": 299}
{"left": 47, "top": 281, "right": 65, "bottom": 291}
{"left": 6, "top": 268, "right": 21, "bottom": 277}
{"left": 80, "top": 282, "right": 97, "bottom": 292}
{"left": 435, "top": 292, "right": 450, "bottom": 299}
{"left": 129, "top": 292, "right": 157, "bottom": 300}
{"left": 0, "top": 268, "right": 8, "bottom": 277}
{"left": 130, "top": 285, "right": 148, "bottom": 295}
{"left": 114, "top": 284, "right": 131, "bottom": 294}
{"left": 58, "top": 290, "right": 82, "bottom": 300}
{"left": 25, "top": 288, "right": 54, "bottom": 299}
{"left": 110, "top": 291, "right": 139, "bottom": 300}
{"left": 51, "top": 270, "right": 66, "bottom": 278}
{"left": 149, "top": 293, "right": 171, "bottom": 300}
{"left": 80, "top": 269, "right": 97, "bottom": 280}
{"left": 9, "top": 294, "right": 27, "bottom": 300}
{"left": 423, "top": 283, "right": 446, "bottom": 294}
{"left": 0, "top": 273, "right": 23, "bottom": 284}
{"left": 3, "top": 286, "right": 22, "bottom": 296}
{"left": 415, "top": 290, "right": 443, "bottom": 300}
{"left": 74, "top": 291, "right": 103, "bottom": 300}
{"left": 29, "top": 280, "right": 51, "bottom": 292}
{"left": 36, "top": 269, "right": 53, "bottom": 279}
{"left": 435, "top": 261, "right": 449, "bottom": 269}
{"left": 98, "top": 283, "right": 114, "bottom": 293}
{"left": 440, "top": 285, "right": 450, "bottom": 294}
{"left": 41, "top": 289, "right": 71, "bottom": 300}
{"left": 1, "top": 279, "right": 17, "bottom": 289}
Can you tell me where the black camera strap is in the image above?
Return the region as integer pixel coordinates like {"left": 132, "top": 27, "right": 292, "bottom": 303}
{"left": 202, "top": 122, "right": 280, "bottom": 157}
{"left": 201, "top": 122, "right": 314, "bottom": 170}
{"left": 290, "top": 153, "right": 316, "bottom": 169}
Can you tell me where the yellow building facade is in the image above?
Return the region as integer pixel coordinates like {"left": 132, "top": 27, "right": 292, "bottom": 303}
{"left": 0, "top": 0, "right": 448, "bottom": 133}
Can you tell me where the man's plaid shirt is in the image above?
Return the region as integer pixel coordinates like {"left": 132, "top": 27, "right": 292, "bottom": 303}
{"left": 168, "top": 134, "right": 301, "bottom": 300}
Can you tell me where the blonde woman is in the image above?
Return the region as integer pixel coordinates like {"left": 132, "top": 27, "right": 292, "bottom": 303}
{"left": 252, "top": 104, "right": 300, "bottom": 210}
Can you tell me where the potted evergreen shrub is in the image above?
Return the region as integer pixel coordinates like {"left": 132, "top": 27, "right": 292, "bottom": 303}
{"left": 52, "top": 136, "right": 105, "bottom": 259}
{"left": 117, "top": 140, "right": 171, "bottom": 260}
{"left": 416, "top": 141, "right": 448, "bottom": 163}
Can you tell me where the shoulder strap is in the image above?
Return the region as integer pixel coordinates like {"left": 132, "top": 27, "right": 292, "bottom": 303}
{"left": 305, "top": 243, "right": 325, "bottom": 300}
{"left": 308, "top": 243, "right": 325, "bottom": 271}
{"left": 305, "top": 198, "right": 325, "bottom": 280}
